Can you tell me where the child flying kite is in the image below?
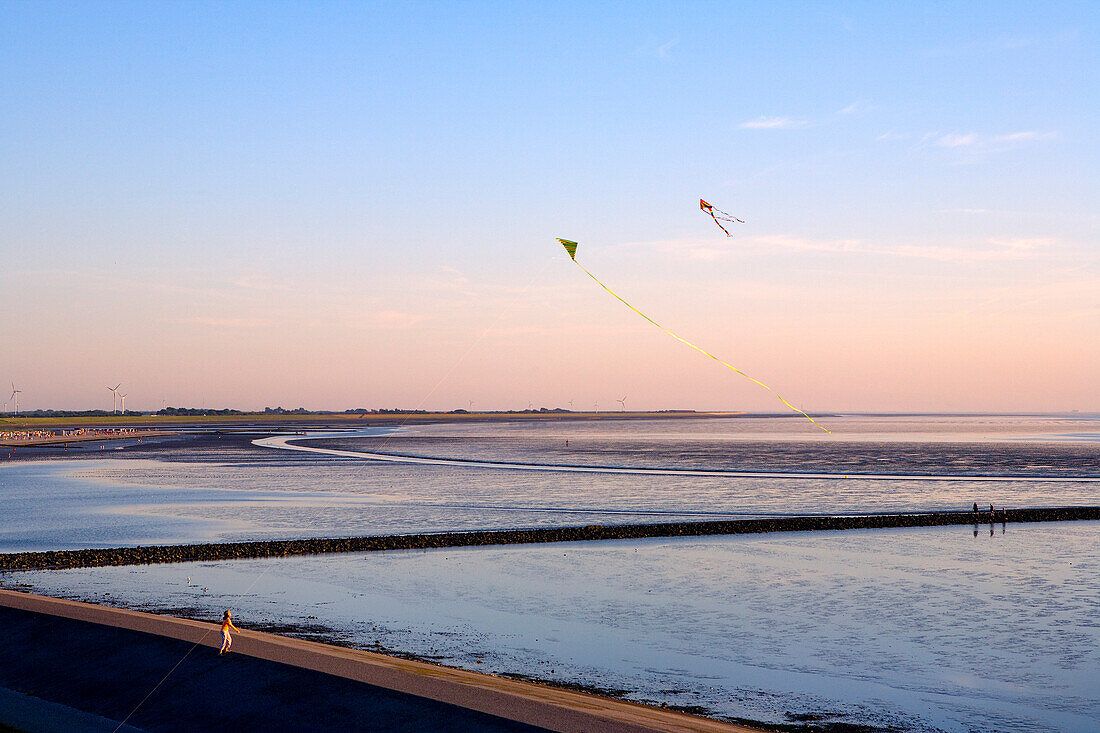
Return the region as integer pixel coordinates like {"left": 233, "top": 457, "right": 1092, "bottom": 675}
{"left": 219, "top": 610, "right": 239, "bottom": 655}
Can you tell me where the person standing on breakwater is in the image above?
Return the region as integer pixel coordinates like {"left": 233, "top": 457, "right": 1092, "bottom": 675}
{"left": 219, "top": 610, "right": 239, "bottom": 655}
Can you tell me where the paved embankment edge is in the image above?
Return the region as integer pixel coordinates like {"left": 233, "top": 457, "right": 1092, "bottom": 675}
{"left": 0, "top": 589, "right": 759, "bottom": 733}
{"left": 2, "top": 507, "right": 1098, "bottom": 572}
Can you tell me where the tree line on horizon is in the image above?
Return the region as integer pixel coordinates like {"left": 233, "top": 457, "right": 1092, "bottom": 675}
{"left": 0, "top": 406, "right": 433, "bottom": 418}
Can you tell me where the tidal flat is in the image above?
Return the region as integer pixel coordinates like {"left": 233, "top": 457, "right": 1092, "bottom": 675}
{"left": 11, "top": 522, "right": 1099, "bottom": 732}
{"left": 2, "top": 415, "right": 1098, "bottom": 731}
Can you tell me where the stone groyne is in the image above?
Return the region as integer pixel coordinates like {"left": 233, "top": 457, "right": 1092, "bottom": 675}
{"left": 3, "top": 507, "right": 1097, "bottom": 572}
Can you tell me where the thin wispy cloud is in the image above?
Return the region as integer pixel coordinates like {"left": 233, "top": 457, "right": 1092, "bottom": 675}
{"left": 480, "top": 324, "right": 574, "bottom": 338}
{"left": 936, "top": 133, "right": 980, "bottom": 148}
{"left": 411, "top": 265, "right": 478, "bottom": 298}
{"left": 998, "top": 131, "right": 1046, "bottom": 142}
{"left": 176, "top": 317, "right": 271, "bottom": 328}
{"left": 878, "top": 129, "right": 1057, "bottom": 153}
{"left": 924, "top": 30, "right": 1078, "bottom": 57}
{"left": 776, "top": 234, "right": 1054, "bottom": 262}
{"left": 838, "top": 100, "right": 873, "bottom": 115}
{"left": 741, "top": 103, "right": 872, "bottom": 130}
{"left": 984, "top": 237, "right": 1054, "bottom": 253}
{"left": 740, "top": 103, "right": 869, "bottom": 131}
{"left": 656, "top": 36, "right": 679, "bottom": 58}
{"left": 947, "top": 269, "right": 1100, "bottom": 320}
{"left": 634, "top": 234, "right": 1059, "bottom": 264}
{"left": 934, "top": 130, "right": 1056, "bottom": 153}
{"left": 936, "top": 208, "right": 1028, "bottom": 216}
{"left": 355, "top": 310, "right": 426, "bottom": 329}
{"left": 19, "top": 267, "right": 220, "bottom": 300}
{"left": 739, "top": 116, "right": 809, "bottom": 130}
{"left": 232, "top": 274, "right": 292, "bottom": 291}
{"left": 437, "top": 265, "right": 470, "bottom": 285}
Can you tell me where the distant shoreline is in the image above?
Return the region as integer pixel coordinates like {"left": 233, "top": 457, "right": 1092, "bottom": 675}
{"left": 0, "top": 410, "right": 754, "bottom": 431}
{"left": 2, "top": 409, "right": 1096, "bottom": 434}
{"left": 0, "top": 428, "right": 175, "bottom": 448}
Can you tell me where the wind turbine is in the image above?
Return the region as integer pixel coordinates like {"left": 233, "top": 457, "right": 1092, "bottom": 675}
{"left": 594, "top": 401, "right": 599, "bottom": 413}
{"left": 617, "top": 396, "right": 626, "bottom": 412}
{"left": 119, "top": 393, "right": 128, "bottom": 414}
{"left": 107, "top": 384, "right": 121, "bottom": 413}
{"left": 9, "top": 383, "right": 21, "bottom": 416}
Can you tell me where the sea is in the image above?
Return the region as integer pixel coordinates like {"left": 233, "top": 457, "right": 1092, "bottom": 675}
{"left": 2, "top": 414, "right": 1098, "bottom": 732}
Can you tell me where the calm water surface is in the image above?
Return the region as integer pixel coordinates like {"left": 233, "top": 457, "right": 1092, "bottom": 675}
{"left": 1, "top": 416, "right": 1097, "bottom": 552}
{"left": 12, "top": 523, "right": 1099, "bottom": 732}
{"left": 2, "top": 416, "right": 1098, "bottom": 731}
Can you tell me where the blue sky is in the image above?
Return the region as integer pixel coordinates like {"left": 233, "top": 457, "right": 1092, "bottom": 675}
{"left": 2, "top": 2, "right": 1097, "bottom": 413}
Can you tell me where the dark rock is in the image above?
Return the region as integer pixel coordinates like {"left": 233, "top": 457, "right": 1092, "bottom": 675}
{"left": 2, "top": 507, "right": 1097, "bottom": 572}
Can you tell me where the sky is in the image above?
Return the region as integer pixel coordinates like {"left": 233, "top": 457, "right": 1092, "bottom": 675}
{"left": 1, "top": 1, "right": 1097, "bottom": 414}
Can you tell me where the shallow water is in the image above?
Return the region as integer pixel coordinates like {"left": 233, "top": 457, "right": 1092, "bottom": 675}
{"left": 3, "top": 416, "right": 1098, "bottom": 731}
{"left": 319, "top": 414, "right": 1100, "bottom": 478}
{"left": 1, "top": 416, "right": 1097, "bottom": 553}
{"left": 12, "top": 522, "right": 1099, "bottom": 732}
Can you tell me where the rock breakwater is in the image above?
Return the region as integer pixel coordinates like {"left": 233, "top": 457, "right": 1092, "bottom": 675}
{"left": 3, "top": 507, "right": 1097, "bottom": 572}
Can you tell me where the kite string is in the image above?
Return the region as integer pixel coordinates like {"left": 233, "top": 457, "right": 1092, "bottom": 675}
{"left": 113, "top": 639, "right": 203, "bottom": 732}
{"left": 370, "top": 291, "right": 520, "bottom": 453}
{"left": 572, "top": 259, "right": 830, "bottom": 433}
{"left": 112, "top": 561, "right": 278, "bottom": 732}
{"left": 115, "top": 290, "right": 524, "bottom": 731}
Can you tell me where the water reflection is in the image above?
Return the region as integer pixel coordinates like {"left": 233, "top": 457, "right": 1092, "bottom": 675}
{"left": 14, "top": 522, "right": 1100, "bottom": 733}
{"left": 973, "top": 521, "right": 1006, "bottom": 538}
{"left": 1, "top": 444, "right": 1096, "bottom": 553}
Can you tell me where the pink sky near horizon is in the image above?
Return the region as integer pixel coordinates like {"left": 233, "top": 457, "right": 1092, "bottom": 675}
{"left": 4, "top": 231, "right": 1097, "bottom": 414}
{"left": 2, "top": 4, "right": 1097, "bottom": 415}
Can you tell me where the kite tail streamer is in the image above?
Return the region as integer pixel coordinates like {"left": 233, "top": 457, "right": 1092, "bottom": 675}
{"left": 568, "top": 256, "right": 830, "bottom": 434}
{"left": 709, "top": 215, "right": 733, "bottom": 237}
{"left": 712, "top": 208, "right": 743, "bottom": 223}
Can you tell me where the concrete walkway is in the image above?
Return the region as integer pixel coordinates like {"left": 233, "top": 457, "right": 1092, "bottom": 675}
{"left": 0, "top": 590, "right": 759, "bottom": 733}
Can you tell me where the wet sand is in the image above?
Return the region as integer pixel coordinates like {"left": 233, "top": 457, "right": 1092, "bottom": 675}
{"left": 0, "top": 589, "right": 760, "bottom": 732}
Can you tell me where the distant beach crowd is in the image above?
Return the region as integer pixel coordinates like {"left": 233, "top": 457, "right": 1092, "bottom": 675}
{"left": 0, "top": 427, "right": 143, "bottom": 443}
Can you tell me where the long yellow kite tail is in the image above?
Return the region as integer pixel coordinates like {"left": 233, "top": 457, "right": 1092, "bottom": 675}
{"left": 572, "top": 259, "right": 830, "bottom": 433}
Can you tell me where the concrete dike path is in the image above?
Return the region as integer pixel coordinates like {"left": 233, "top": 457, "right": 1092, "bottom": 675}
{"left": 0, "top": 590, "right": 759, "bottom": 733}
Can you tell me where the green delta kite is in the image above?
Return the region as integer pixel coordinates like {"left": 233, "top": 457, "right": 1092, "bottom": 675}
{"left": 559, "top": 239, "right": 578, "bottom": 260}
